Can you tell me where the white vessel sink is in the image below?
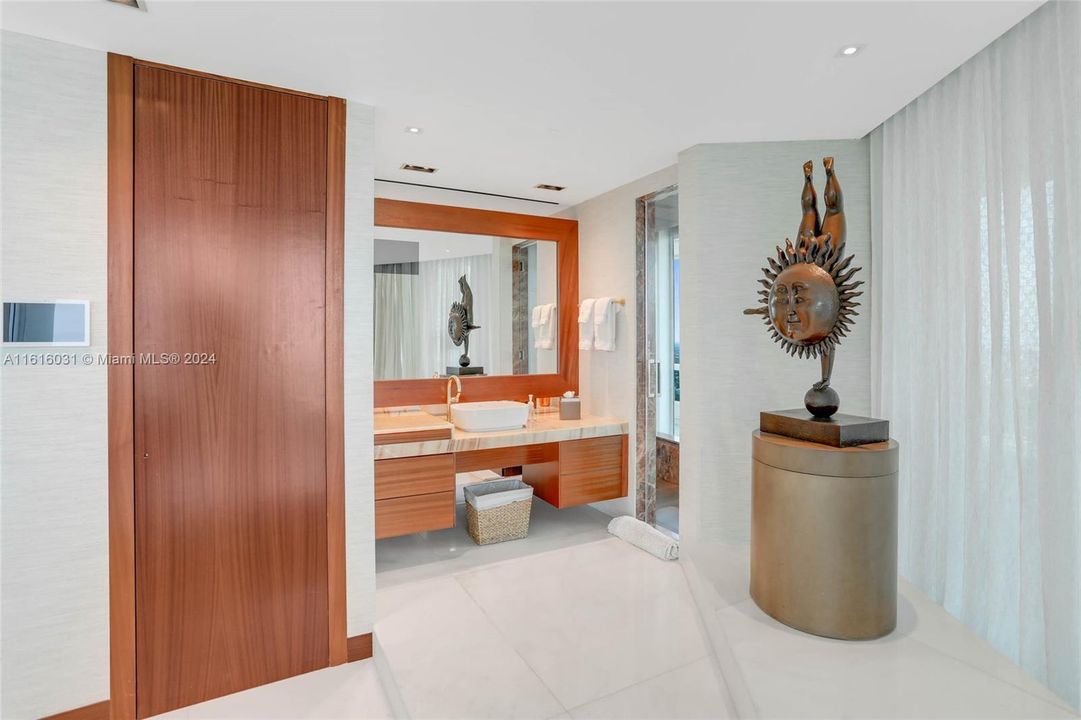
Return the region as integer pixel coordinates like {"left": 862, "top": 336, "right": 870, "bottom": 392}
{"left": 450, "top": 401, "right": 530, "bottom": 432}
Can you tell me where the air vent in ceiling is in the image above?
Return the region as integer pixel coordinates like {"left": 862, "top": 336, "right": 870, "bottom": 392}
{"left": 534, "top": 183, "right": 565, "bottom": 192}
{"left": 401, "top": 163, "right": 437, "bottom": 174}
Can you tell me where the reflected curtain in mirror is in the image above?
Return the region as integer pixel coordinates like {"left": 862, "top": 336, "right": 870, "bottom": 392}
{"left": 374, "top": 253, "right": 495, "bottom": 379}
{"left": 374, "top": 263, "right": 421, "bottom": 379}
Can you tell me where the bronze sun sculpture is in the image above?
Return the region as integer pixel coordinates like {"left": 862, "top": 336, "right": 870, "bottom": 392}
{"left": 448, "top": 274, "right": 481, "bottom": 368}
{"left": 744, "top": 157, "right": 862, "bottom": 418}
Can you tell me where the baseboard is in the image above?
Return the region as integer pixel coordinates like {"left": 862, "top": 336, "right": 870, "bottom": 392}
{"left": 347, "top": 632, "right": 374, "bottom": 662}
{"left": 37, "top": 639, "right": 371, "bottom": 720}
{"left": 40, "top": 700, "right": 110, "bottom": 720}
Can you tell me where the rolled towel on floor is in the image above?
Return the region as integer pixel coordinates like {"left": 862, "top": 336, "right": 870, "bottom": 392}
{"left": 607, "top": 515, "right": 679, "bottom": 560}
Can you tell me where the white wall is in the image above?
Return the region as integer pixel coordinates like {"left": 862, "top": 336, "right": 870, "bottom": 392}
{"left": 344, "top": 101, "right": 376, "bottom": 638}
{"left": 0, "top": 31, "right": 110, "bottom": 720}
{"left": 569, "top": 165, "right": 679, "bottom": 517}
{"left": 678, "top": 140, "right": 871, "bottom": 546}
{"left": 0, "top": 31, "right": 378, "bottom": 717}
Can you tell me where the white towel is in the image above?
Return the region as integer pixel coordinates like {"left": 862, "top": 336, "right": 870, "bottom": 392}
{"left": 578, "top": 298, "right": 596, "bottom": 350}
{"left": 533, "top": 303, "right": 556, "bottom": 350}
{"left": 593, "top": 297, "right": 617, "bottom": 351}
{"left": 607, "top": 516, "right": 679, "bottom": 560}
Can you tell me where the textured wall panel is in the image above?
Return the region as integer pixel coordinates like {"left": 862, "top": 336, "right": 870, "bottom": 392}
{"left": 678, "top": 140, "right": 871, "bottom": 545}
{"left": 0, "top": 31, "right": 109, "bottom": 719}
{"left": 343, "top": 100, "right": 376, "bottom": 636}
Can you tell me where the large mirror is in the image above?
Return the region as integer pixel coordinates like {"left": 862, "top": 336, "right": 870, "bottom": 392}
{"left": 374, "top": 226, "right": 559, "bottom": 380}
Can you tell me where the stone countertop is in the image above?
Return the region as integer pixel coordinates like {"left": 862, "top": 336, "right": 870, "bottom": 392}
{"left": 374, "top": 412, "right": 628, "bottom": 460}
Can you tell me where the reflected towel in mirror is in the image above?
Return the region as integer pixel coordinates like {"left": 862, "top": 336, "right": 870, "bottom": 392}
{"left": 532, "top": 303, "right": 556, "bottom": 349}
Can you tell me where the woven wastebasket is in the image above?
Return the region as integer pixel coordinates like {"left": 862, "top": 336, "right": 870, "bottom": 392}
{"left": 464, "top": 477, "right": 533, "bottom": 545}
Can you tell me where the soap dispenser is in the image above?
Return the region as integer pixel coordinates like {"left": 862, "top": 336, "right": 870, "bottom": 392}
{"left": 527, "top": 394, "right": 535, "bottom": 420}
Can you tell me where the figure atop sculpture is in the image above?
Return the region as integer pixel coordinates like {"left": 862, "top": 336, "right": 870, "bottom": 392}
{"left": 448, "top": 274, "right": 481, "bottom": 368}
{"left": 744, "top": 157, "right": 862, "bottom": 419}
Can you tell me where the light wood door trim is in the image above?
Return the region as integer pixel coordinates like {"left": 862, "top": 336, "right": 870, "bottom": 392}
{"left": 107, "top": 52, "right": 136, "bottom": 720}
{"left": 375, "top": 454, "right": 455, "bottom": 500}
{"left": 325, "top": 96, "right": 347, "bottom": 667}
{"left": 373, "top": 199, "right": 578, "bottom": 407}
{"left": 108, "top": 55, "right": 348, "bottom": 720}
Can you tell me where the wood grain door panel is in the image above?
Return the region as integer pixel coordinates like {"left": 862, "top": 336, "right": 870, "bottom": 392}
{"left": 133, "top": 65, "right": 329, "bottom": 718}
{"left": 374, "top": 454, "right": 455, "bottom": 500}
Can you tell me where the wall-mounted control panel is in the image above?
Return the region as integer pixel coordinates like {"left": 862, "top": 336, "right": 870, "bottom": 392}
{"left": 3, "top": 300, "right": 90, "bottom": 346}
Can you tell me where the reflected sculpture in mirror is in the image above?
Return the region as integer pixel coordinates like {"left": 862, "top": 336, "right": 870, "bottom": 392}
{"left": 743, "top": 157, "right": 863, "bottom": 419}
{"left": 448, "top": 274, "right": 481, "bottom": 369}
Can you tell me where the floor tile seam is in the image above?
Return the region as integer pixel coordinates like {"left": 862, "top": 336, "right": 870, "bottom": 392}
{"left": 680, "top": 564, "right": 761, "bottom": 719}
{"left": 559, "top": 653, "right": 714, "bottom": 718}
{"left": 453, "top": 552, "right": 715, "bottom": 712}
{"left": 451, "top": 572, "right": 570, "bottom": 714}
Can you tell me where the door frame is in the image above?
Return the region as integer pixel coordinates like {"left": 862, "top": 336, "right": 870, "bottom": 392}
{"left": 107, "top": 54, "right": 348, "bottom": 720}
{"left": 634, "top": 185, "right": 677, "bottom": 525}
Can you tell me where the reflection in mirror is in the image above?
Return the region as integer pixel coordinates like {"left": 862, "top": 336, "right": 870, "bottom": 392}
{"left": 374, "top": 227, "right": 559, "bottom": 380}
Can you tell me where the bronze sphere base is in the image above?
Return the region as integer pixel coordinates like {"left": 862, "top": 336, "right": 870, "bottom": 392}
{"left": 804, "top": 385, "right": 839, "bottom": 418}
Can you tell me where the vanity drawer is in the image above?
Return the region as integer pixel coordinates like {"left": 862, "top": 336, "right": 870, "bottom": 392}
{"left": 524, "top": 434, "right": 628, "bottom": 508}
{"left": 375, "top": 491, "right": 455, "bottom": 539}
{"left": 375, "top": 453, "right": 455, "bottom": 501}
{"left": 559, "top": 467, "right": 625, "bottom": 507}
{"left": 559, "top": 435, "right": 624, "bottom": 474}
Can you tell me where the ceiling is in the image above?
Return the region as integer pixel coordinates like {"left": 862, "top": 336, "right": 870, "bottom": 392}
{"left": 1, "top": 1, "right": 1040, "bottom": 211}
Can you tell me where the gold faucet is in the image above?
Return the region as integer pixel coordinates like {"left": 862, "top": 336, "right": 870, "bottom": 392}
{"left": 446, "top": 376, "right": 462, "bottom": 421}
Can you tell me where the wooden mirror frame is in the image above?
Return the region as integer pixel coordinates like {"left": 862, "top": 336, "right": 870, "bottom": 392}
{"left": 373, "top": 199, "right": 579, "bottom": 407}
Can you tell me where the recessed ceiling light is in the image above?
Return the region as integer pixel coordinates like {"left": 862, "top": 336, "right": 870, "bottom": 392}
{"left": 405, "top": 126, "right": 422, "bottom": 134}
{"left": 106, "top": 0, "right": 147, "bottom": 9}
{"left": 400, "top": 163, "right": 437, "bottom": 174}
{"left": 534, "top": 183, "right": 565, "bottom": 192}
{"left": 839, "top": 45, "right": 864, "bottom": 57}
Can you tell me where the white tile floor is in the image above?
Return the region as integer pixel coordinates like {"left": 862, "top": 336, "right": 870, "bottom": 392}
{"left": 151, "top": 532, "right": 1078, "bottom": 720}
{"left": 681, "top": 539, "right": 1078, "bottom": 720}
{"left": 375, "top": 538, "right": 734, "bottom": 719}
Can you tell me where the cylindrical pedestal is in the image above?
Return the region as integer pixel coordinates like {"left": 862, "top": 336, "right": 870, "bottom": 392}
{"left": 750, "top": 430, "right": 899, "bottom": 640}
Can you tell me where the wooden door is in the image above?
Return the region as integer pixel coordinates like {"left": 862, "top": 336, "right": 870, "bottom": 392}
{"left": 133, "top": 65, "right": 330, "bottom": 718}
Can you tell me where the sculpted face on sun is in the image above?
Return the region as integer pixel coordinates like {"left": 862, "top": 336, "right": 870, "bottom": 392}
{"left": 747, "top": 234, "right": 863, "bottom": 360}
{"left": 769, "top": 263, "right": 840, "bottom": 344}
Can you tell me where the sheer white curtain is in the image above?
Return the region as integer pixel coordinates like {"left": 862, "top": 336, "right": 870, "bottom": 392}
{"left": 871, "top": 1, "right": 1080, "bottom": 707}
{"left": 416, "top": 254, "right": 494, "bottom": 376}
{"left": 373, "top": 270, "right": 420, "bottom": 380}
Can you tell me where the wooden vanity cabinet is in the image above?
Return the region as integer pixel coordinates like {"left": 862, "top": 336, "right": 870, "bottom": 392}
{"left": 374, "top": 433, "right": 629, "bottom": 538}
{"left": 523, "top": 435, "right": 628, "bottom": 509}
{"left": 375, "top": 453, "right": 455, "bottom": 539}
